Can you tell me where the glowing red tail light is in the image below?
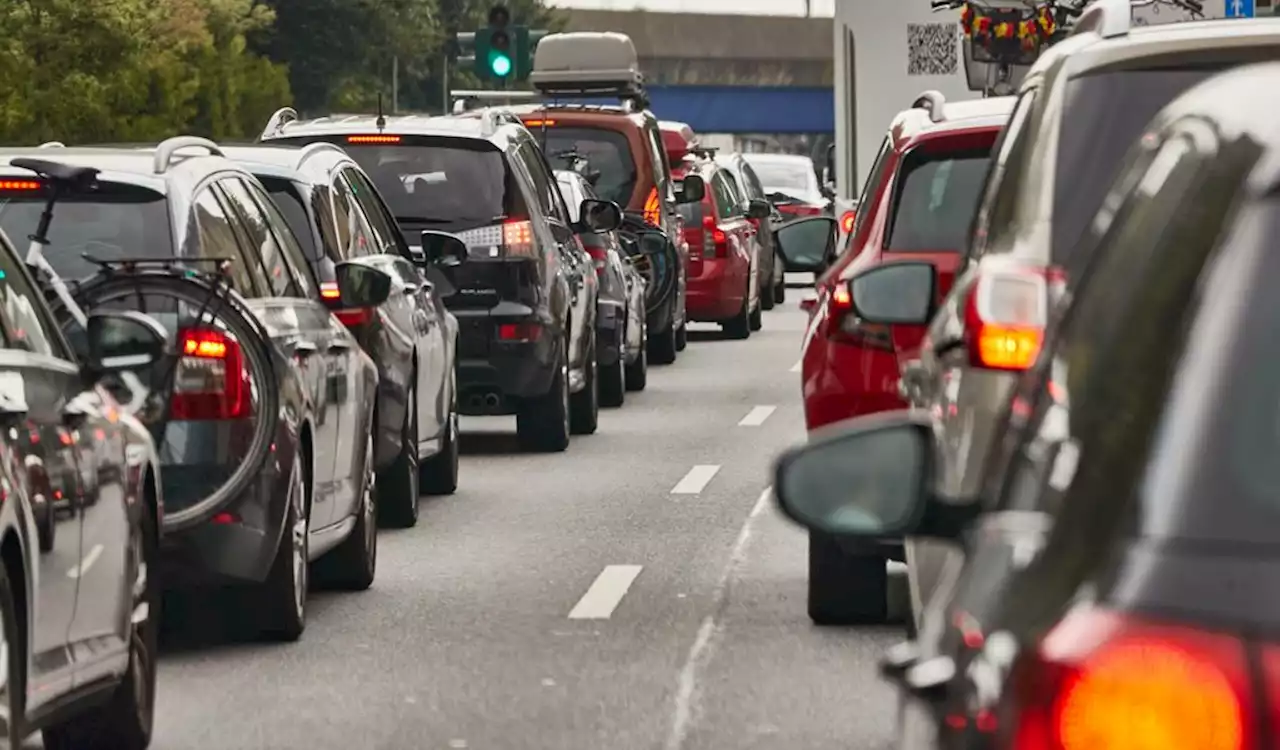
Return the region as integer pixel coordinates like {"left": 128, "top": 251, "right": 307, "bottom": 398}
{"left": 1009, "top": 609, "right": 1251, "bottom": 750}
{"left": 0, "top": 179, "right": 42, "bottom": 191}
{"left": 643, "top": 187, "right": 662, "bottom": 227}
{"left": 319, "top": 281, "right": 375, "bottom": 327}
{"left": 839, "top": 210, "right": 856, "bottom": 234}
{"left": 172, "top": 328, "right": 249, "bottom": 420}
{"left": 961, "top": 266, "right": 1063, "bottom": 371}
{"left": 498, "top": 322, "right": 541, "bottom": 342}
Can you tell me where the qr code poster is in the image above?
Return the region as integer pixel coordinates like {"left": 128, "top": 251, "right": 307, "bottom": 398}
{"left": 907, "top": 23, "right": 959, "bottom": 76}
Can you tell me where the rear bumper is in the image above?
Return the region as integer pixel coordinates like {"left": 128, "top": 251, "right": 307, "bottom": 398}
{"left": 451, "top": 303, "right": 562, "bottom": 414}
{"left": 687, "top": 259, "right": 746, "bottom": 321}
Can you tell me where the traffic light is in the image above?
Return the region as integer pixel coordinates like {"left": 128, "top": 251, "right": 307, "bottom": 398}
{"left": 513, "top": 27, "right": 549, "bottom": 81}
{"left": 479, "top": 5, "right": 513, "bottom": 81}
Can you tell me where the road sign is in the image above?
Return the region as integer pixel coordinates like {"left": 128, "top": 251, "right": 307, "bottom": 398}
{"left": 1227, "top": 0, "right": 1255, "bottom": 18}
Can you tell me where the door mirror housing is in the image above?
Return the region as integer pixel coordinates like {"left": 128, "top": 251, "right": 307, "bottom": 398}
{"left": 848, "top": 262, "right": 938, "bottom": 325}
{"left": 675, "top": 174, "right": 705, "bottom": 205}
{"left": 333, "top": 262, "right": 393, "bottom": 307}
{"left": 774, "top": 216, "right": 837, "bottom": 273}
{"left": 578, "top": 199, "right": 622, "bottom": 234}
{"left": 746, "top": 199, "right": 772, "bottom": 220}
{"left": 773, "top": 411, "right": 978, "bottom": 541}
{"left": 420, "top": 230, "right": 467, "bottom": 267}
{"left": 82, "top": 311, "right": 169, "bottom": 377}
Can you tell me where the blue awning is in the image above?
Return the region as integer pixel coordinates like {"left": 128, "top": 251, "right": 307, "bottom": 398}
{"left": 644, "top": 85, "right": 834, "bottom": 135}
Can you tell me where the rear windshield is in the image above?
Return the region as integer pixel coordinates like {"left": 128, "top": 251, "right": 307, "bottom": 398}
{"left": 749, "top": 160, "right": 815, "bottom": 194}
{"left": 0, "top": 182, "right": 172, "bottom": 280}
{"left": 1053, "top": 67, "right": 1233, "bottom": 259}
{"left": 281, "top": 136, "right": 518, "bottom": 233}
{"left": 258, "top": 176, "right": 319, "bottom": 262}
{"left": 885, "top": 147, "right": 991, "bottom": 252}
{"left": 533, "top": 127, "right": 637, "bottom": 208}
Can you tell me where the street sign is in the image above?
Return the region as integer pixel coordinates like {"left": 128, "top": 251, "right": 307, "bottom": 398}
{"left": 1227, "top": 0, "right": 1255, "bottom": 17}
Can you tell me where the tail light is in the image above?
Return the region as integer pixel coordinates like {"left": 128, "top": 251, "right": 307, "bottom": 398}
{"left": 643, "top": 187, "right": 661, "bottom": 227}
{"left": 780, "top": 203, "right": 823, "bottom": 218}
{"left": 839, "top": 211, "right": 856, "bottom": 234}
{"left": 1009, "top": 609, "right": 1252, "bottom": 750}
{"left": 319, "top": 281, "right": 376, "bottom": 328}
{"left": 498, "top": 322, "right": 541, "bottom": 342}
{"left": 455, "top": 218, "right": 537, "bottom": 259}
{"left": 702, "top": 214, "right": 727, "bottom": 259}
{"left": 961, "top": 267, "right": 1063, "bottom": 371}
{"left": 826, "top": 282, "right": 893, "bottom": 351}
{"left": 172, "top": 328, "right": 249, "bottom": 420}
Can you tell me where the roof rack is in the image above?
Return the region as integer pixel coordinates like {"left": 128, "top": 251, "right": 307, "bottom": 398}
{"left": 260, "top": 107, "right": 299, "bottom": 142}
{"left": 528, "top": 32, "right": 650, "bottom": 110}
{"left": 38, "top": 141, "right": 65, "bottom": 149}
{"left": 297, "top": 142, "right": 347, "bottom": 162}
{"left": 912, "top": 90, "right": 946, "bottom": 122}
{"left": 154, "top": 136, "right": 224, "bottom": 174}
{"left": 480, "top": 108, "right": 525, "bottom": 136}
{"left": 688, "top": 145, "right": 719, "bottom": 159}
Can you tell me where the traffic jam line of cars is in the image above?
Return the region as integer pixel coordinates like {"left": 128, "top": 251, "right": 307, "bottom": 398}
{"left": 769, "top": 1, "right": 1280, "bottom": 747}
{"left": 0, "top": 29, "right": 817, "bottom": 750}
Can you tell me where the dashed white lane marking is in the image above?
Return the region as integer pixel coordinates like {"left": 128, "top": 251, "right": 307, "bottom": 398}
{"left": 737, "top": 405, "right": 777, "bottom": 427}
{"left": 670, "top": 465, "right": 721, "bottom": 495}
{"left": 568, "top": 565, "right": 644, "bottom": 619}
{"left": 68, "top": 544, "right": 103, "bottom": 579}
{"left": 789, "top": 358, "right": 802, "bottom": 373}
{"left": 664, "top": 486, "right": 772, "bottom": 750}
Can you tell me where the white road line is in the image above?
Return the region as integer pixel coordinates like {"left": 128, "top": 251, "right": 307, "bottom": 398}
{"left": 737, "top": 405, "right": 776, "bottom": 427}
{"left": 665, "top": 487, "right": 773, "bottom": 750}
{"left": 670, "top": 465, "right": 721, "bottom": 495}
{"left": 568, "top": 565, "right": 644, "bottom": 619}
{"left": 68, "top": 544, "right": 104, "bottom": 580}
{"left": 789, "top": 358, "right": 802, "bottom": 373}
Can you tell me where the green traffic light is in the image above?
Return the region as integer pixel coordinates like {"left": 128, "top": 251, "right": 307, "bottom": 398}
{"left": 490, "top": 53, "right": 512, "bottom": 77}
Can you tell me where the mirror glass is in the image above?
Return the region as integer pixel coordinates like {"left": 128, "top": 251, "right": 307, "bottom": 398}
{"left": 420, "top": 230, "right": 466, "bottom": 266}
{"left": 580, "top": 199, "right": 622, "bottom": 233}
{"left": 851, "top": 263, "right": 935, "bottom": 325}
{"left": 335, "top": 263, "right": 392, "bottom": 307}
{"left": 775, "top": 216, "right": 836, "bottom": 272}
{"left": 776, "top": 423, "right": 928, "bottom": 537}
{"left": 85, "top": 311, "right": 167, "bottom": 372}
{"left": 676, "top": 174, "right": 705, "bottom": 204}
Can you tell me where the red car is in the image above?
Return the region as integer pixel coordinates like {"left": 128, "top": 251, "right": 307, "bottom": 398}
{"left": 772, "top": 91, "right": 1014, "bottom": 624}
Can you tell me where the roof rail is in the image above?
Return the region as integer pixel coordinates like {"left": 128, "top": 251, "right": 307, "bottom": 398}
{"left": 1071, "top": 0, "right": 1130, "bottom": 39}
{"left": 38, "top": 141, "right": 65, "bottom": 149}
{"left": 260, "top": 106, "right": 299, "bottom": 141}
{"left": 154, "top": 136, "right": 224, "bottom": 174}
{"left": 912, "top": 90, "right": 946, "bottom": 123}
{"left": 297, "top": 142, "right": 347, "bottom": 162}
{"left": 450, "top": 89, "right": 540, "bottom": 115}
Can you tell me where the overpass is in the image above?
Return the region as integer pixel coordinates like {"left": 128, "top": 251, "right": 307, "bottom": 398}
{"left": 564, "top": 10, "right": 834, "bottom": 134}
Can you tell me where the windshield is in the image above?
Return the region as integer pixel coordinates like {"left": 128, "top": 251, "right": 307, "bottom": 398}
{"left": 535, "top": 126, "right": 637, "bottom": 207}
{"left": 747, "top": 159, "right": 816, "bottom": 196}
{"left": 0, "top": 183, "right": 172, "bottom": 280}
{"left": 886, "top": 147, "right": 991, "bottom": 252}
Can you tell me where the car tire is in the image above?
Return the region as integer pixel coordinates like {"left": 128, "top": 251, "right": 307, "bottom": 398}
{"left": 773, "top": 257, "right": 787, "bottom": 304}
{"left": 649, "top": 323, "right": 678, "bottom": 365}
{"left": 421, "top": 371, "right": 460, "bottom": 496}
{"left": 258, "top": 452, "right": 309, "bottom": 641}
{"left": 600, "top": 353, "right": 625, "bottom": 408}
{"left": 570, "top": 332, "right": 600, "bottom": 435}
{"left": 723, "top": 285, "right": 751, "bottom": 340}
{"left": 761, "top": 268, "right": 776, "bottom": 310}
{"left": 625, "top": 323, "right": 648, "bottom": 392}
{"left": 675, "top": 323, "right": 688, "bottom": 351}
{"left": 808, "top": 530, "right": 889, "bottom": 626}
{"left": 44, "top": 506, "right": 159, "bottom": 750}
{"left": 517, "top": 349, "right": 571, "bottom": 453}
{"left": 378, "top": 385, "right": 420, "bottom": 528}
{"left": 749, "top": 304, "right": 763, "bottom": 331}
{"left": 0, "top": 562, "right": 23, "bottom": 750}
{"left": 316, "top": 432, "right": 377, "bottom": 591}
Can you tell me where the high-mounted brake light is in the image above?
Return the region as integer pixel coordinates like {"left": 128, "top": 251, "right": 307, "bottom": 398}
{"left": 840, "top": 211, "right": 856, "bottom": 234}
{"left": 524, "top": 119, "right": 556, "bottom": 127}
{"left": 172, "top": 328, "right": 249, "bottom": 420}
{"left": 0, "top": 179, "right": 41, "bottom": 191}
{"left": 347, "top": 135, "right": 401, "bottom": 144}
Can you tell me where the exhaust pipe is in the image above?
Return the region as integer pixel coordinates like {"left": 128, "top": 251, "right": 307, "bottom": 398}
{"left": 466, "top": 393, "right": 485, "bottom": 412}
{"left": 483, "top": 393, "right": 500, "bottom": 410}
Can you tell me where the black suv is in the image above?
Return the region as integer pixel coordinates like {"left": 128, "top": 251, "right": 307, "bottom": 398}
{"left": 261, "top": 108, "right": 622, "bottom": 452}
{"left": 0, "top": 139, "right": 384, "bottom": 641}
{"left": 220, "top": 143, "right": 462, "bottom": 526}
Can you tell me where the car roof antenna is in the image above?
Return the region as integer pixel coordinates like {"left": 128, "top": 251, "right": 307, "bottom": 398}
{"left": 376, "top": 94, "right": 387, "bottom": 133}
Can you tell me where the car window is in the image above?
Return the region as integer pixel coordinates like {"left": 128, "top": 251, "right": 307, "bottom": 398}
{"left": 537, "top": 126, "right": 638, "bottom": 208}
{"left": 643, "top": 124, "right": 672, "bottom": 198}
{"left": 243, "top": 179, "right": 318, "bottom": 298}
{"left": 217, "top": 178, "right": 297, "bottom": 298}
{"left": 343, "top": 168, "right": 404, "bottom": 254}
{"left": 259, "top": 176, "right": 320, "bottom": 263}
{"left": 712, "top": 172, "right": 739, "bottom": 222}
{"left": 0, "top": 245, "right": 68, "bottom": 359}
{"left": 519, "top": 142, "right": 570, "bottom": 225}
{"left": 884, "top": 147, "right": 991, "bottom": 252}
{"left": 749, "top": 159, "right": 817, "bottom": 195}
{"left": 850, "top": 137, "right": 892, "bottom": 241}
{"left": 555, "top": 173, "right": 584, "bottom": 223}
{"left": 191, "top": 187, "right": 260, "bottom": 296}
{"left": 739, "top": 162, "right": 767, "bottom": 201}
{"left": 970, "top": 88, "right": 1036, "bottom": 258}
{"left": 331, "top": 172, "right": 380, "bottom": 258}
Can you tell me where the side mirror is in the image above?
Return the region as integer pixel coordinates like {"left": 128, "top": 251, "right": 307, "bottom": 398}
{"left": 578, "top": 199, "right": 622, "bottom": 233}
{"left": 774, "top": 216, "right": 837, "bottom": 273}
{"left": 847, "top": 262, "right": 937, "bottom": 325}
{"left": 83, "top": 311, "right": 169, "bottom": 376}
{"left": 334, "top": 262, "right": 393, "bottom": 307}
{"left": 420, "top": 230, "right": 467, "bottom": 267}
{"left": 675, "top": 174, "right": 705, "bottom": 205}
{"left": 746, "top": 199, "right": 771, "bottom": 220}
{"left": 774, "top": 411, "right": 978, "bottom": 541}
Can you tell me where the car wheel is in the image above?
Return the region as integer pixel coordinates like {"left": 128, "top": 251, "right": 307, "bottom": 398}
{"left": 773, "top": 256, "right": 787, "bottom": 304}
{"left": 0, "top": 562, "right": 22, "bottom": 750}
{"left": 760, "top": 263, "right": 776, "bottom": 311}
{"left": 569, "top": 331, "right": 600, "bottom": 435}
{"left": 807, "top": 530, "right": 889, "bottom": 626}
{"left": 316, "top": 431, "right": 377, "bottom": 591}
{"left": 675, "top": 323, "right": 688, "bottom": 351}
{"left": 45, "top": 507, "right": 159, "bottom": 749}
{"left": 749, "top": 303, "right": 763, "bottom": 331}
{"left": 722, "top": 283, "right": 751, "bottom": 340}
{"left": 421, "top": 369, "right": 460, "bottom": 496}
{"left": 599, "top": 351, "right": 625, "bottom": 409}
{"left": 625, "top": 321, "right": 648, "bottom": 392}
{"left": 649, "top": 323, "right": 677, "bottom": 365}
{"left": 258, "top": 452, "right": 309, "bottom": 641}
{"left": 378, "top": 385, "right": 420, "bottom": 528}
{"left": 517, "top": 347, "right": 571, "bottom": 452}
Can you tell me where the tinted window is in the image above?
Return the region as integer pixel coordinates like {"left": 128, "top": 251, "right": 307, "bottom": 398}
{"left": 849, "top": 137, "right": 892, "bottom": 242}
{"left": 537, "top": 127, "right": 637, "bottom": 207}
{"left": 191, "top": 188, "right": 259, "bottom": 295}
{"left": 1051, "top": 68, "right": 1223, "bottom": 262}
{"left": 519, "top": 142, "right": 569, "bottom": 224}
{"left": 344, "top": 168, "right": 403, "bottom": 254}
{"left": 555, "top": 174, "right": 584, "bottom": 223}
{"left": 332, "top": 172, "right": 377, "bottom": 258}
{"left": 260, "top": 176, "right": 320, "bottom": 262}
{"left": 885, "top": 148, "right": 990, "bottom": 252}
{"left": 0, "top": 244, "right": 67, "bottom": 358}
{"left": 971, "top": 89, "right": 1036, "bottom": 258}
{"left": 218, "top": 178, "right": 295, "bottom": 297}
{"left": 246, "top": 180, "right": 318, "bottom": 297}
{"left": 0, "top": 182, "right": 171, "bottom": 281}
{"left": 738, "top": 162, "right": 767, "bottom": 201}
{"left": 712, "top": 172, "right": 739, "bottom": 221}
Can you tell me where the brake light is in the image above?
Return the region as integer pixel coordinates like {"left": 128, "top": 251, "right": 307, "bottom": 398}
{"left": 524, "top": 119, "right": 555, "bottom": 127}
{"left": 780, "top": 203, "right": 823, "bottom": 218}
{"left": 0, "top": 180, "right": 41, "bottom": 191}
{"left": 1010, "top": 609, "right": 1251, "bottom": 750}
{"left": 701, "top": 214, "right": 727, "bottom": 259}
{"left": 498, "top": 322, "right": 541, "bottom": 342}
{"left": 840, "top": 211, "right": 856, "bottom": 234}
{"left": 172, "top": 328, "right": 249, "bottom": 420}
{"left": 319, "top": 282, "right": 341, "bottom": 300}
{"left": 347, "top": 135, "right": 400, "bottom": 144}
{"left": 961, "top": 267, "right": 1060, "bottom": 371}
{"left": 502, "top": 219, "right": 535, "bottom": 257}
{"left": 643, "top": 187, "right": 661, "bottom": 227}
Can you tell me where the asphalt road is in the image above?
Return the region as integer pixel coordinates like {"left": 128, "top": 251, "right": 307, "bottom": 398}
{"left": 145, "top": 292, "right": 905, "bottom": 750}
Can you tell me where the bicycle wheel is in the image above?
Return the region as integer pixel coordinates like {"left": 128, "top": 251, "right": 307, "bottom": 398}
{"left": 50, "top": 273, "right": 280, "bottom": 533}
